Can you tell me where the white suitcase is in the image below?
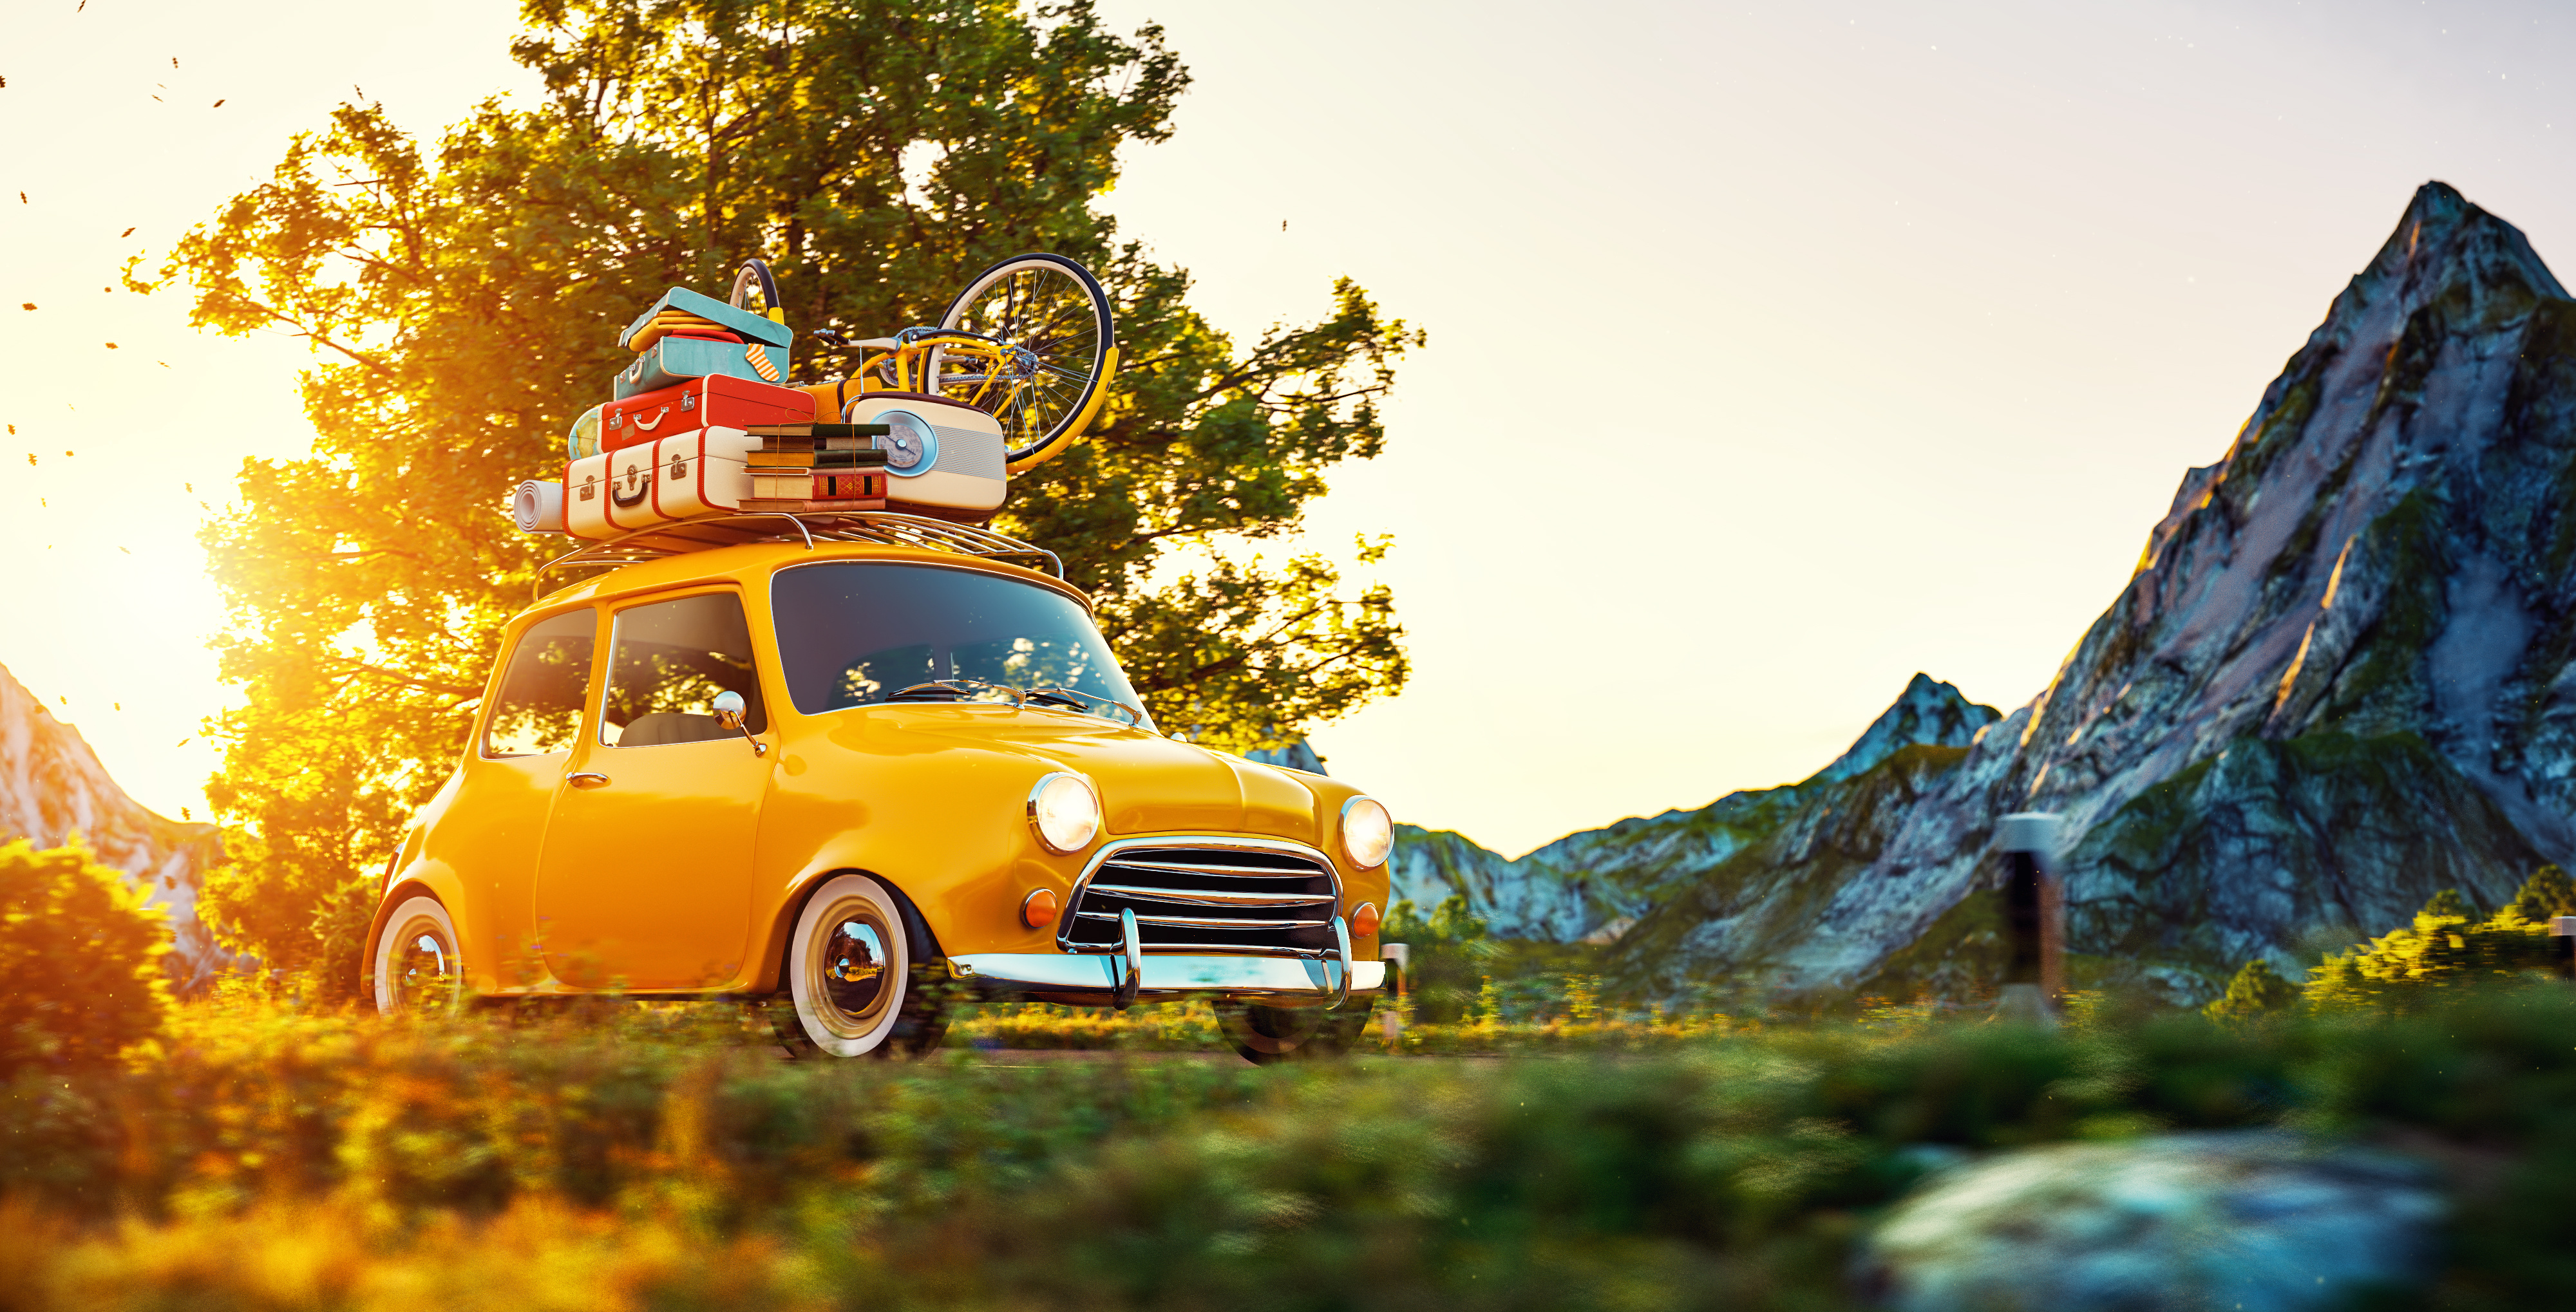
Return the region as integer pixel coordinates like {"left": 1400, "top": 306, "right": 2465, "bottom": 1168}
{"left": 842, "top": 393, "right": 1007, "bottom": 514}
{"left": 603, "top": 442, "right": 666, "bottom": 533}
{"left": 650, "top": 428, "right": 761, "bottom": 520}
{"left": 565, "top": 453, "right": 617, "bottom": 540}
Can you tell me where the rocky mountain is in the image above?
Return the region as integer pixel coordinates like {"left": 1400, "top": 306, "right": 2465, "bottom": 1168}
{"left": 0, "top": 662, "right": 229, "bottom": 988}
{"left": 1399, "top": 182, "right": 2576, "bottom": 1005}
{"left": 1389, "top": 673, "right": 1999, "bottom": 944}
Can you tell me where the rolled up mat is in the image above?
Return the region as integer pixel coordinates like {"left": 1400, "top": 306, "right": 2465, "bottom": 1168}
{"left": 513, "top": 480, "right": 566, "bottom": 533}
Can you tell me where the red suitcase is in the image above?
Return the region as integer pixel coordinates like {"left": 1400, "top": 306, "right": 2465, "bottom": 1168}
{"left": 600, "top": 374, "right": 815, "bottom": 452}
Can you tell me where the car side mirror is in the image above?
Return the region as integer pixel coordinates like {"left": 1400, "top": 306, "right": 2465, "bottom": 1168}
{"left": 711, "top": 690, "right": 768, "bottom": 756}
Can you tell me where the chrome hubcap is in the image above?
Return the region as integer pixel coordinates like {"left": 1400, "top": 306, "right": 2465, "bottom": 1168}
{"left": 809, "top": 899, "right": 900, "bottom": 1036}
{"left": 392, "top": 921, "right": 457, "bottom": 1011}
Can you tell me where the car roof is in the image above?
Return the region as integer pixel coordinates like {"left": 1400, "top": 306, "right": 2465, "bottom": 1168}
{"left": 515, "top": 539, "right": 1094, "bottom": 627}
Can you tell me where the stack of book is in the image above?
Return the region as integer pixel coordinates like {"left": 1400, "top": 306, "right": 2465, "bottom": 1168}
{"left": 741, "top": 423, "right": 891, "bottom": 511}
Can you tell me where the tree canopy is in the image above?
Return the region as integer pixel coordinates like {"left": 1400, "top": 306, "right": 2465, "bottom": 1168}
{"left": 147, "top": 0, "right": 1419, "bottom": 984}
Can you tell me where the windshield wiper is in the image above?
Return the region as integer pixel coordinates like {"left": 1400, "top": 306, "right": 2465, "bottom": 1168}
{"left": 1024, "top": 685, "right": 1148, "bottom": 729}
{"left": 887, "top": 679, "right": 1147, "bottom": 729}
{"left": 887, "top": 679, "right": 1022, "bottom": 704}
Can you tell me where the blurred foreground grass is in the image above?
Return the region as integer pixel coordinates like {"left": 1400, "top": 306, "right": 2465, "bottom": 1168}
{"left": 9, "top": 987, "right": 2576, "bottom": 1310}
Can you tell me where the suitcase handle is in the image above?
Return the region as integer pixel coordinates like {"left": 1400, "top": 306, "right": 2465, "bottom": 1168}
{"left": 730, "top": 258, "right": 783, "bottom": 322}
{"left": 630, "top": 406, "right": 668, "bottom": 432}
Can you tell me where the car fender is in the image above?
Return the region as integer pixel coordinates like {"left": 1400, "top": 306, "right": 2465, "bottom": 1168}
{"left": 748, "top": 860, "right": 947, "bottom": 996}
{"left": 361, "top": 861, "right": 473, "bottom": 995}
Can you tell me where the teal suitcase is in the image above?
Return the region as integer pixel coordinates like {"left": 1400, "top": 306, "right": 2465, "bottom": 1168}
{"left": 612, "top": 333, "right": 788, "bottom": 399}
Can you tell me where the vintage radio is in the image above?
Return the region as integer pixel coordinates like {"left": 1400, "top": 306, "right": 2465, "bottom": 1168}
{"left": 839, "top": 393, "right": 1007, "bottom": 516}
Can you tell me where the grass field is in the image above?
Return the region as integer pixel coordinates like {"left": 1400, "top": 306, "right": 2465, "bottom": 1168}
{"left": 5, "top": 984, "right": 2575, "bottom": 1310}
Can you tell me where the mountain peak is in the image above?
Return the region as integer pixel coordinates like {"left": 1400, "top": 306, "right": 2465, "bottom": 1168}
{"left": 0, "top": 661, "right": 230, "bottom": 987}
{"left": 1804, "top": 673, "right": 2000, "bottom": 786}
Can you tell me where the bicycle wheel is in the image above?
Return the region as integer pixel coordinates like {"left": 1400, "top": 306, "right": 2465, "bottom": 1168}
{"left": 933, "top": 253, "right": 1115, "bottom": 471}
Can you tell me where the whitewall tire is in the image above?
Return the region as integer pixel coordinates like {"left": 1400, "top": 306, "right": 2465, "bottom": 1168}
{"left": 788, "top": 873, "right": 917, "bottom": 1057}
{"left": 374, "top": 895, "right": 464, "bottom": 1016}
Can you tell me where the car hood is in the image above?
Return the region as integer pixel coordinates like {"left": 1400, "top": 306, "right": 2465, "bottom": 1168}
{"left": 806, "top": 704, "right": 1325, "bottom": 847}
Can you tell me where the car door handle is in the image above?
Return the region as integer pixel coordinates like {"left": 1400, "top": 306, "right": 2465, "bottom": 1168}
{"left": 567, "top": 772, "right": 611, "bottom": 789}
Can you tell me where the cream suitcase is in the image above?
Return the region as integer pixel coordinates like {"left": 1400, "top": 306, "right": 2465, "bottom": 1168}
{"left": 650, "top": 428, "right": 761, "bottom": 520}
{"left": 565, "top": 453, "right": 617, "bottom": 539}
{"left": 842, "top": 393, "right": 1007, "bottom": 514}
{"left": 602, "top": 442, "right": 669, "bottom": 533}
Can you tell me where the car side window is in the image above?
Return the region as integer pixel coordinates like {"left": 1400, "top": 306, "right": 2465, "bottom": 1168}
{"left": 600, "top": 592, "right": 769, "bottom": 747}
{"left": 484, "top": 608, "right": 598, "bottom": 757}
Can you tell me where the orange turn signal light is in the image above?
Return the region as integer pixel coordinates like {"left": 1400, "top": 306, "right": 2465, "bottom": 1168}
{"left": 1021, "top": 888, "right": 1061, "bottom": 929}
{"left": 1350, "top": 901, "right": 1381, "bottom": 938}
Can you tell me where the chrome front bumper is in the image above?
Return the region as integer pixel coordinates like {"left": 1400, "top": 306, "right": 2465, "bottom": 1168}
{"left": 949, "top": 951, "right": 1387, "bottom": 1005}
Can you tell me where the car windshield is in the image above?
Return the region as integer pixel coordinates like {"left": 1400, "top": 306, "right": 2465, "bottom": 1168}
{"left": 771, "top": 562, "right": 1150, "bottom": 727}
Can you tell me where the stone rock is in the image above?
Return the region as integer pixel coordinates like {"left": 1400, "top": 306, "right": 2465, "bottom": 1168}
{"left": 1857, "top": 1131, "right": 2445, "bottom": 1312}
{"left": 0, "top": 661, "right": 230, "bottom": 988}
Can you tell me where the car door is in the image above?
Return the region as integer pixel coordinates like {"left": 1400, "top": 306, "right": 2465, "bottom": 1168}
{"left": 433, "top": 606, "right": 600, "bottom": 987}
{"left": 533, "top": 589, "right": 775, "bottom": 989}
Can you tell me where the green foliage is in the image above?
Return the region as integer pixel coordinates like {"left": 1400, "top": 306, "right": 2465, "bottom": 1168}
{"left": 17, "top": 989, "right": 2576, "bottom": 1306}
{"left": 148, "top": 0, "right": 1418, "bottom": 985}
{"left": 1383, "top": 894, "right": 1498, "bottom": 1024}
{"left": 2306, "top": 873, "right": 2568, "bottom": 1011}
{"left": 2202, "top": 958, "right": 2298, "bottom": 1021}
{"left": 0, "top": 839, "right": 172, "bottom": 1074}
{"left": 2508, "top": 863, "right": 2576, "bottom": 922}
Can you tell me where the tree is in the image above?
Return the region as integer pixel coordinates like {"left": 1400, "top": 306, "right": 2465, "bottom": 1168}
{"left": 2507, "top": 864, "right": 2576, "bottom": 923}
{"left": 145, "top": 0, "right": 1419, "bottom": 987}
{"left": 2304, "top": 873, "right": 2570, "bottom": 1011}
{"left": 2201, "top": 958, "right": 2297, "bottom": 1022}
{"left": 0, "top": 839, "right": 173, "bottom": 1073}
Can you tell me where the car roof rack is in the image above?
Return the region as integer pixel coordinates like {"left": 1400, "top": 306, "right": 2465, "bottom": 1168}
{"left": 533, "top": 511, "right": 1065, "bottom": 600}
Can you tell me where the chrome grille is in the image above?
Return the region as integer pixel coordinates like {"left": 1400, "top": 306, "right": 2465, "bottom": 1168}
{"left": 1060, "top": 843, "right": 1341, "bottom": 957}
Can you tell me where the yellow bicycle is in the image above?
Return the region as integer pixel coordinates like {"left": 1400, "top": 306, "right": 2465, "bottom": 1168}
{"left": 810, "top": 253, "right": 1119, "bottom": 474}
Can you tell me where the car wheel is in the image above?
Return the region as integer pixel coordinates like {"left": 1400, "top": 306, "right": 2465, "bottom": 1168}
{"left": 788, "top": 873, "right": 947, "bottom": 1058}
{"left": 1220, "top": 998, "right": 1374, "bottom": 1064}
{"left": 374, "top": 895, "right": 465, "bottom": 1016}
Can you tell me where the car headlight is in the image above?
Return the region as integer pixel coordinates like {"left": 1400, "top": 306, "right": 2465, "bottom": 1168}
{"left": 1340, "top": 796, "right": 1393, "bottom": 868}
{"left": 1028, "top": 773, "right": 1101, "bottom": 854}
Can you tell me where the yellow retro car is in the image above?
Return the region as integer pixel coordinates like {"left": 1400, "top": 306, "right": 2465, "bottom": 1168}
{"left": 363, "top": 515, "right": 1394, "bottom": 1062}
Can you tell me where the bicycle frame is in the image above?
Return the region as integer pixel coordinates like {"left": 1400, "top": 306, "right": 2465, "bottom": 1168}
{"left": 860, "top": 329, "right": 1035, "bottom": 410}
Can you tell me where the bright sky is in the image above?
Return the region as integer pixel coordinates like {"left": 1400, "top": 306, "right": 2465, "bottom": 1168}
{"left": 4, "top": 1, "right": 2572, "bottom": 855}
